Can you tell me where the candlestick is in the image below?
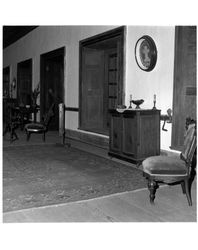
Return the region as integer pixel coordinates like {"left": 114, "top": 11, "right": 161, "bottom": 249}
{"left": 10, "top": 77, "right": 16, "bottom": 98}
{"left": 129, "top": 94, "right": 132, "bottom": 109}
{"left": 153, "top": 94, "right": 156, "bottom": 109}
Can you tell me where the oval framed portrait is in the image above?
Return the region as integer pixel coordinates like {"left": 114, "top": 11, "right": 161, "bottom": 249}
{"left": 135, "top": 35, "right": 157, "bottom": 72}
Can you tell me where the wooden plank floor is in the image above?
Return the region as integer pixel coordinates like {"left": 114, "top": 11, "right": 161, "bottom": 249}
{"left": 3, "top": 181, "right": 196, "bottom": 222}
{"left": 3, "top": 130, "right": 197, "bottom": 222}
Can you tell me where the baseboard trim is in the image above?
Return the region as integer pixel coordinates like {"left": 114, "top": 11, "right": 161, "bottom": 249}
{"left": 65, "top": 129, "right": 109, "bottom": 149}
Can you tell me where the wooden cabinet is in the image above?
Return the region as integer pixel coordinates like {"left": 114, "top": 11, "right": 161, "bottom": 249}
{"left": 109, "top": 109, "right": 160, "bottom": 163}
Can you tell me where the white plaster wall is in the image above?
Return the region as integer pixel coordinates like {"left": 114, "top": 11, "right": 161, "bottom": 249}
{"left": 125, "top": 26, "right": 175, "bottom": 150}
{"left": 3, "top": 25, "right": 175, "bottom": 151}
{"left": 3, "top": 25, "right": 117, "bottom": 128}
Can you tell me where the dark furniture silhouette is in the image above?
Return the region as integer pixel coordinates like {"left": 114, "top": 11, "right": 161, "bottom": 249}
{"left": 142, "top": 122, "right": 196, "bottom": 206}
{"left": 25, "top": 103, "right": 55, "bottom": 142}
{"left": 3, "top": 98, "right": 20, "bottom": 143}
{"left": 14, "top": 105, "right": 40, "bottom": 130}
{"left": 109, "top": 109, "right": 161, "bottom": 163}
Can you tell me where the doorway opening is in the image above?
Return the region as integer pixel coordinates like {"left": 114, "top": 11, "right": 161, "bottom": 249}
{"left": 3, "top": 66, "right": 10, "bottom": 127}
{"left": 79, "top": 26, "right": 125, "bottom": 135}
{"left": 17, "top": 59, "right": 32, "bottom": 106}
{"left": 40, "top": 47, "right": 65, "bottom": 130}
{"left": 3, "top": 66, "right": 10, "bottom": 98}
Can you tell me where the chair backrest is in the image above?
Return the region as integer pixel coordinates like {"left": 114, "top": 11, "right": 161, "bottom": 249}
{"left": 181, "top": 123, "right": 196, "bottom": 164}
{"left": 43, "top": 103, "right": 55, "bottom": 127}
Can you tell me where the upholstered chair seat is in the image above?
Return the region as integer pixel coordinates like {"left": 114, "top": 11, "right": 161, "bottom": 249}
{"left": 142, "top": 122, "right": 196, "bottom": 206}
{"left": 143, "top": 155, "right": 187, "bottom": 177}
{"left": 25, "top": 123, "right": 46, "bottom": 133}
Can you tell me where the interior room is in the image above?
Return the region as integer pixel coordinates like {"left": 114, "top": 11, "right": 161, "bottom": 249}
{"left": 2, "top": 25, "right": 197, "bottom": 223}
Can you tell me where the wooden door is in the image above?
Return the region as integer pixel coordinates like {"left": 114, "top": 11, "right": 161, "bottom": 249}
{"left": 172, "top": 26, "right": 196, "bottom": 150}
{"left": 79, "top": 26, "right": 125, "bottom": 135}
{"left": 104, "top": 49, "right": 119, "bottom": 129}
{"left": 81, "top": 47, "right": 105, "bottom": 133}
{"left": 17, "top": 59, "right": 32, "bottom": 106}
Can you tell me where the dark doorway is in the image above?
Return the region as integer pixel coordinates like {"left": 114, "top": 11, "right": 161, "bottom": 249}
{"left": 3, "top": 66, "right": 10, "bottom": 98}
{"left": 3, "top": 66, "right": 10, "bottom": 127}
{"left": 171, "top": 26, "right": 197, "bottom": 150}
{"left": 79, "top": 26, "right": 125, "bottom": 135}
{"left": 40, "top": 47, "right": 65, "bottom": 130}
{"left": 17, "top": 59, "right": 32, "bottom": 106}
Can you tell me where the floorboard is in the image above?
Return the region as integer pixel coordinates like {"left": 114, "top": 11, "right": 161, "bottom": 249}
{"left": 3, "top": 183, "right": 196, "bottom": 223}
{"left": 3, "top": 130, "right": 197, "bottom": 223}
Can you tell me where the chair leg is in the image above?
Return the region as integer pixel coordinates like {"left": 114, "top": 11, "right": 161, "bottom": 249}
{"left": 26, "top": 131, "right": 31, "bottom": 141}
{"left": 42, "top": 132, "right": 45, "bottom": 142}
{"left": 3, "top": 123, "right": 10, "bottom": 136}
{"left": 10, "top": 128, "right": 13, "bottom": 143}
{"left": 181, "top": 181, "right": 186, "bottom": 194}
{"left": 184, "top": 178, "right": 192, "bottom": 206}
{"left": 12, "top": 129, "right": 18, "bottom": 141}
{"left": 148, "top": 179, "right": 158, "bottom": 204}
{"left": 10, "top": 125, "right": 18, "bottom": 143}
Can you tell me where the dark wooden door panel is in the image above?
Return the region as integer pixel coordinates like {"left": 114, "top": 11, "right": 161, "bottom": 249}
{"left": 172, "top": 26, "right": 196, "bottom": 150}
{"left": 81, "top": 48, "right": 104, "bottom": 131}
{"left": 104, "top": 49, "right": 118, "bottom": 130}
{"left": 79, "top": 26, "right": 125, "bottom": 135}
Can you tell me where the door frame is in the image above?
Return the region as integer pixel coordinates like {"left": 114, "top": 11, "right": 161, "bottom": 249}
{"left": 40, "top": 46, "right": 65, "bottom": 124}
{"left": 79, "top": 26, "right": 126, "bottom": 133}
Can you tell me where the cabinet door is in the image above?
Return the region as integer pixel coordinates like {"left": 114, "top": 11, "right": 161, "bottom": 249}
{"left": 138, "top": 114, "right": 160, "bottom": 158}
{"left": 110, "top": 115, "right": 122, "bottom": 152}
{"left": 122, "top": 115, "right": 137, "bottom": 156}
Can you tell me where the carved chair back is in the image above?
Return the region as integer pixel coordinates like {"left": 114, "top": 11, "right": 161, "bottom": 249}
{"left": 181, "top": 123, "right": 196, "bottom": 167}
{"left": 43, "top": 103, "right": 55, "bottom": 127}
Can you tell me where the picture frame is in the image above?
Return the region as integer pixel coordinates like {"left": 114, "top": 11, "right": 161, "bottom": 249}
{"left": 135, "top": 35, "right": 157, "bottom": 72}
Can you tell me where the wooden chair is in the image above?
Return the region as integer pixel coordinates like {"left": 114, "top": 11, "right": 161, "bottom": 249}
{"left": 25, "top": 103, "right": 55, "bottom": 142}
{"left": 142, "top": 121, "right": 196, "bottom": 206}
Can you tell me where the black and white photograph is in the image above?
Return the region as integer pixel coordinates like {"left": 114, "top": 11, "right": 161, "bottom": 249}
{"left": 1, "top": 1, "right": 197, "bottom": 250}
